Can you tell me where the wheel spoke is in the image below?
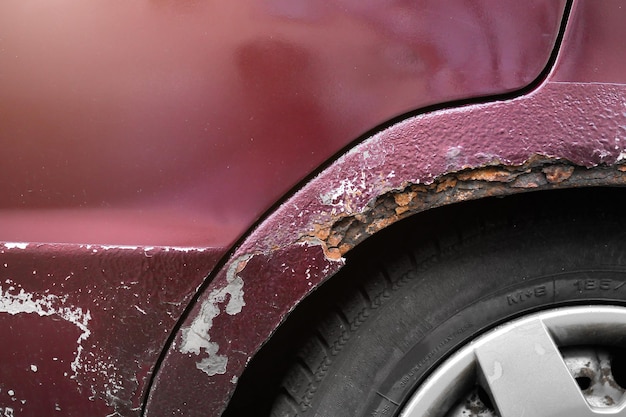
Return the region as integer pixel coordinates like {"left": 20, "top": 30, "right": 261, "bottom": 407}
{"left": 474, "top": 318, "right": 593, "bottom": 417}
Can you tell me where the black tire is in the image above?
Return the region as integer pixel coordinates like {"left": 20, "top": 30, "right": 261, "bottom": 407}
{"left": 270, "top": 190, "right": 626, "bottom": 417}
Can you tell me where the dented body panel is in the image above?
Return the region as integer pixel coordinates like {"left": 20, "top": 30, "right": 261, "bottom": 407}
{"left": 4, "top": 0, "right": 626, "bottom": 417}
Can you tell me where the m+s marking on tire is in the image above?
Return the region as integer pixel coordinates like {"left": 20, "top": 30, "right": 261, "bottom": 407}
{"left": 506, "top": 285, "right": 548, "bottom": 306}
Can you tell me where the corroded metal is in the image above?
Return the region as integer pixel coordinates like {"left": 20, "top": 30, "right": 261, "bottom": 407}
{"left": 306, "top": 161, "right": 626, "bottom": 260}
{"left": 9, "top": 0, "right": 626, "bottom": 416}
{"left": 146, "top": 81, "right": 626, "bottom": 417}
{"left": 148, "top": 1, "right": 626, "bottom": 415}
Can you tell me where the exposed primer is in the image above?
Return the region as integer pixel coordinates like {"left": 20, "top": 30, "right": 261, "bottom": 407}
{"left": 99, "top": 245, "right": 140, "bottom": 251}
{"left": 95, "top": 245, "right": 208, "bottom": 252}
{"left": 162, "top": 246, "right": 209, "bottom": 253}
{"left": 179, "top": 254, "right": 254, "bottom": 377}
{"left": 319, "top": 173, "right": 367, "bottom": 212}
{"left": 0, "top": 281, "right": 91, "bottom": 378}
{"left": 3, "top": 243, "right": 28, "bottom": 250}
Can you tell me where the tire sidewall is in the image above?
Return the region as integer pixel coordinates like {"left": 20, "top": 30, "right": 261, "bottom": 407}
{"left": 312, "top": 216, "right": 626, "bottom": 416}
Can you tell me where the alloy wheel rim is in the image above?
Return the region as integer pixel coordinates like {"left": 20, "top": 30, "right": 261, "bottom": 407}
{"left": 400, "top": 306, "right": 626, "bottom": 417}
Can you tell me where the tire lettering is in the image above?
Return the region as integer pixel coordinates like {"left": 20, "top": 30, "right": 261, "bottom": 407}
{"left": 574, "top": 279, "right": 624, "bottom": 292}
{"left": 506, "top": 285, "right": 547, "bottom": 306}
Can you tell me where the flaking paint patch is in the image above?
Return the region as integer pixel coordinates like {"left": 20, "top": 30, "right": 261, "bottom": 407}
{"left": 99, "top": 245, "right": 139, "bottom": 251}
{"left": 298, "top": 237, "right": 346, "bottom": 263}
{"left": 307, "top": 161, "right": 626, "bottom": 260}
{"left": 319, "top": 173, "right": 367, "bottom": 212}
{"left": 95, "top": 244, "right": 207, "bottom": 253}
{"left": 179, "top": 254, "right": 254, "bottom": 377}
{"left": 0, "top": 281, "right": 91, "bottom": 378}
{"left": 3, "top": 243, "right": 28, "bottom": 250}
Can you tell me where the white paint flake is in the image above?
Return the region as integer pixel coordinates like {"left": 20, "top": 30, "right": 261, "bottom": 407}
{"left": 319, "top": 173, "right": 367, "bottom": 212}
{"left": 30, "top": 365, "right": 38, "bottom": 373}
{"left": 179, "top": 254, "right": 254, "bottom": 377}
{"left": 134, "top": 305, "right": 147, "bottom": 315}
{"left": 99, "top": 245, "right": 139, "bottom": 251}
{"left": 0, "top": 282, "right": 91, "bottom": 378}
{"left": 3, "top": 243, "right": 28, "bottom": 250}
{"left": 163, "top": 246, "right": 208, "bottom": 252}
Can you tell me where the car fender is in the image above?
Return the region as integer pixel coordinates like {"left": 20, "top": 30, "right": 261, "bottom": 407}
{"left": 145, "top": 1, "right": 626, "bottom": 415}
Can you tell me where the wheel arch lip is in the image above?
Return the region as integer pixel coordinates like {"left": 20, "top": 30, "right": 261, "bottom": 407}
{"left": 145, "top": 80, "right": 626, "bottom": 417}
{"left": 144, "top": 83, "right": 626, "bottom": 417}
{"left": 145, "top": 2, "right": 626, "bottom": 416}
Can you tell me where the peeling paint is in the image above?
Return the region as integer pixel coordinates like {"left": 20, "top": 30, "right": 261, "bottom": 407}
{"left": 134, "top": 305, "right": 147, "bottom": 315}
{"left": 0, "top": 281, "right": 91, "bottom": 378}
{"left": 3, "top": 243, "right": 28, "bottom": 250}
{"left": 179, "top": 254, "right": 254, "bottom": 376}
{"left": 147, "top": 77, "right": 626, "bottom": 416}
{"left": 96, "top": 244, "right": 209, "bottom": 253}
{"left": 319, "top": 174, "right": 367, "bottom": 212}
{"left": 99, "top": 245, "right": 139, "bottom": 251}
{"left": 305, "top": 160, "right": 626, "bottom": 259}
{"left": 0, "top": 242, "right": 220, "bottom": 416}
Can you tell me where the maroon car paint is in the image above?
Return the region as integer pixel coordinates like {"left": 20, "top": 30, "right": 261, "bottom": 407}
{"left": 0, "top": 0, "right": 595, "bottom": 416}
{"left": 552, "top": 0, "right": 626, "bottom": 84}
{"left": 0, "top": 245, "right": 222, "bottom": 416}
{"left": 145, "top": 1, "right": 626, "bottom": 416}
{"left": 1, "top": 0, "right": 564, "bottom": 247}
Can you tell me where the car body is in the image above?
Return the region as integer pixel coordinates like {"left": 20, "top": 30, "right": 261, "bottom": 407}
{"left": 2, "top": 0, "right": 626, "bottom": 416}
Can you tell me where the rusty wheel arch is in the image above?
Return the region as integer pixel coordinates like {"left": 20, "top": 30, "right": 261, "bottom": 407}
{"left": 303, "top": 158, "right": 626, "bottom": 261}
{"left": 146, "top": 79, "right": 626, "bottom": 417}
{"left": 222, "top": 175, "right": 626, "bottom": 417}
